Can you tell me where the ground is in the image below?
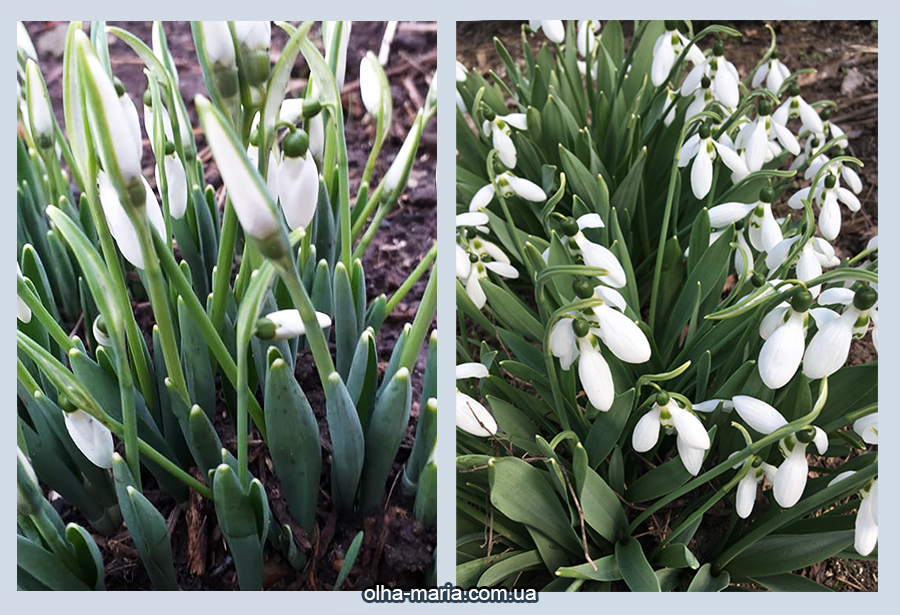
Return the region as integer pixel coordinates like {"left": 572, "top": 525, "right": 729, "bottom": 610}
{"left": 456, "top": 19, "right": 877, "bottom": 592}
{"left": 24, "top": 20, "right": 437, "bottom": 590}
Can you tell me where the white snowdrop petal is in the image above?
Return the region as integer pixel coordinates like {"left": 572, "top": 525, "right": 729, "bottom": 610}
{"left": 812, "top": 426, "right": 829, "bottom": 455}
{"left": 456, "top": 391, "right": 497, "bottom": 436}
{"left": 788, "top": 187, "right": 811, "bottom": 210}
{"left": 745, "top": 121, "right": 769, "bottom": 172}
{"left": 502, "top": 113, "right": 528, "bottom": 131}
{"left": 550, "top": 318, "right": 576, "bottom": 359}
{"left": 836, "top": 187, "right": 861, "bottom": 212}
{"left": 507, "top": 177, "right": 547, "bottom": 201}
{"left": 671, "top": 406, "right": 710, "bottom": 450}
{"left": 713, "top": 68, "right": 739, "bottom": 108}
{"left": 478, "top": 239, "right": 511, "bottom": 265}
{"left": 632, "top": 408, "right": 662, "bottom": 452}
{"left": 469, "top": 184, "right": 496, "bottom": 211}
{"left": 594, "top": 304, "right": 651, "bottom": 364}
{"left": 163, "top": 155, "right": 188, "bottom": 219}
{"left": 577, "top": 213, "right": 605, "bottom": 229}
{"left": 713, "top": 141, "right": 750, "bottom": 180}
{"left": 842, "top": 166, "right": 863, "bottom": 194}
{"left": 456, "top": 212, "right": 489, "bottom": 228}
{"left": 651, "top": 37, "right": 675, "bottom": 86}
{"left": 64, "top": 410, "right": 114, "bottom": 469}
{"left": 690, "top": 146, "right": 713, "bottom": 199}
{"left": 798, "top": 99, "right": 824, "bottom": 134}
{"left": 751, "top": 63, "right": 768, "bottom": 89}
{"left": 681, "top": 62, "right": 707, "bottom": 96}
{"left": 456, "top": 362, "right": 488, "bottom": 380}
{"left": 677, "top": 439, "right": 705, "bottom": 476}
{"left": 766, "top": 236, "right": 800, "bottom": 271}
{"left": 575, "top": 236, "right": 627, "bottom": 288}
{"left": 693, "top": 399, "right": 729, "bottom": 413}
{"left": 679, "top": 134, "right": 700, "bottom": 167}
{"left": 803, "top": 309, "right": 855, "bottom": 379}
{"left": 773, "top": 446, "right": 809, "bottom": 508}
{"left": 732, "top": 396, "right": 788, "bottom": 434}
{"left": 541, "top": 20, "right": 565, "bottom": 44}
{"left": 759, "top": 305, "right": 789, "bottom": 340}
{"left": 853, "top": 413, "right": 878, "bottom": 445}
{"left": 456, "top": 245, "right": 471, "bottom": 280}
{"left": 772, "top": 121, "right": 801, "bottom": 155}
{"left": 707, "top": 202, "right": 755, "bottom": 228}
{"left": 465, "top": 271, "right": 487, "bottom": 309}
{"left": 484, "top": 261, "right": 519, "bottom": 279}
{"left": 818, "top": 287, "right": 855, "bottom": 306}
{"left": 594, "top": 286, "right": 627, "bottom": 312}
{"left": 265, "top": 309, "right": 331, "bottom": 339}
{"left": 578, "top": 340, "right": 615, "bottom": 412}
{"left": 201, "top": 21, "right": 236, "bottom": 65}
{"left": 736, "top": 473, "right": 758, "bottom": 518}
{"left": 809, "top": 307, "right": 840, "bottom": 331}
{"left": 758, "top": 312, "right": 805, "bottom": 390}
{"left": 492, "top": 125, "right": 517, "bottom": 169}
{"left": 855, "top": 492, "right": 878, "bottom": 556}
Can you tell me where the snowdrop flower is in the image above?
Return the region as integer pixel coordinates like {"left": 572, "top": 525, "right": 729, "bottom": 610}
{"left": 766, "top": 235, "right": 840, "bottom": 296}
{"left": 751, "top": 48, "right": 791, "bottom": 93}
{"left": 142, "top": 92, "right": 176, "bottom": 157}
{"left": 651, "top": 21, "right": 706, "bottom": 86}
{"left": 684, "top": 76, "right": 718, "bottom": 122}
{"left": 529, "top": 20, "right": 565, "bottom": 44}
{"left": 732, "top": 396, "right": 827, "bottom": 507}
{"left": 705, "top": 188, "right": 781, "bottom": 260}
{"left": 633, "top": 392, "right": 710, "bottom": 475}
{"left": 757, "top": 289, "right": 815, "bottom": 390}
{"left": 255, "top": 309, "right": 332, "bottom": 340}
{"left": 276, "top": 129, "right": 319, "bottom": 230}
{"left": 457, "top": 230, "right": 519, "bottom": 309}
{"left": 77, "top": 33, "right": 143, "bottom": 188}
{"left": 734, "top": 99, "right": 800, "bottom": 173}
{"left": 16, "top": 263, "right": 31, "bottom": 324}
{"left": 481, "top": 110, "right": 527, "bottom": 169}
{"left": 64, "top": 410, "right": 115, "bottom": 469}
{"left": 25, "top": 60, "right": 54, "bottom": 150}
{"left": 92, "top": 315, "right": 111, "bottom": 347}
{"left": 201, "top": 21, "right": 236, "bottom": 66}
{"left": 576, "top": 20, "right": 601, "bottom": 58}
{"left": 98, "top": 172, "right": 167, "bottom": 269}
{"left": 805, "top": 155, "right": 863, "bottom": 195}
{"left": 663, "top": 87, "right": 679, "bottom": 126}
{"left": 196, "top": 95, "right": 281, "bottom": 242}
{"left": 803, "top": 285, "right": 877, "bottom": 379}
{"left": 681, "top": 40, "right": 739, "bottom": 109}
{"left": 324, "top": 21, "right": 352, "bottom": 89}
{"left": 853, "top": 413, "right": 878, "bottom": 445}
{"left": 773, "top": 83, "right": 824, "bottom": 135}
{"left": 154, "top": 143, "right": 188, "bottom": 219}
{"left": 788, "top": 173, "right": 860, "bottom": 241}
{"left": 17, "top": 446, "right": 40, "bottom": 516}
{"left": 359, "top": 53, "right": 385, "bottom": 118}
{"left": 17, "top": 22, "right": 37, "bottom": 65}
{"left": 855, "top": 479, "right": 878, "bottom": 555}
{"left": 680, "top": 124, "right": 752, "bottom": 199}
{"left": 540, "top": 215, "right": 624, "bottom": 287}
{"left": 733, "top": 454, "right": 777, "bottom": 519}
{"left": 234, "top": 21, "right": 271, "bottom": 95}
{"left": 789, "top": 134, "right": 829, "bottom": 172}
{"left": 114, "top": 80, "right": 144, "bottom": 168}
{"left": 550, "top": 283, "right": 650, "bottom": 411}
{"left": 456, "top": 363, "right": 497, "bottom": 437}
{"left": 456, "top": 60, "right": 468, "bottom": 83}
{"left": 818, "top": 106, "right": 848, "bottom": 144}
{"left": 830, "top": 473, "right": 878, "bottom": 556}
{"left": 468, "top": 172, "right": 546, "bottom": 211}
{"left": 693, "top": 398, "right": 734, "bottom": 413}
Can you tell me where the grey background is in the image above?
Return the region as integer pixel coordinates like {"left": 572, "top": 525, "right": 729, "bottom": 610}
{"left": 9, "top": 3, "right": 893, "bottom": 611}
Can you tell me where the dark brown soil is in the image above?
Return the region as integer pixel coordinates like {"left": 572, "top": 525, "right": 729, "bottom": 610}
{"left": 457, "top": 20, "right": 877, "bottom": 592}
{"left": 26, "top": 20, "right": 436, "bottom": 590}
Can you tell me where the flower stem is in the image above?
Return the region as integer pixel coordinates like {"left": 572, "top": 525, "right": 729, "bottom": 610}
{"left": 385, "top": 243, "right": 436, "bottom": 314}
{"left": 397, "top": 265, "right": 437, "bottom": 374}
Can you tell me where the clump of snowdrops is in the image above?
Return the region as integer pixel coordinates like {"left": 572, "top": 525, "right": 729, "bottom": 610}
{"left": 456, "top": 20, "right": 876, "bottom": 592}
{"left": 17, "top": 21, "right": 436, "bottom": 591}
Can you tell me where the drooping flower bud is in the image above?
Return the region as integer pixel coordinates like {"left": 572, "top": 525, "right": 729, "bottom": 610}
{"left": 25, "top": 60, "right": 54, "bottom": 150}
{"left": 359, "top": 52, "right": 386, "bottom": 119}
{"left": 234, "top": 21, "right": 271, "bottom": 98}
{"left": 63, "top": 409, "right": 115, "bottom": 469}
{"left": 16, "top": 263, "right": 31, "bottom": 324}
{"left": 200, "top": 21, "right": 239, "bottom": 100}
{"left": 323, "top": 21, "right": 352, "bottom": 90}
{"left": 17, "top": 446, "right": 41, "bottom": 516}
{"left": 256, "top": 309, "right": 332, "bottom": 340}
{"left": 277, "top": 130, "right": 319, "bottom": 230}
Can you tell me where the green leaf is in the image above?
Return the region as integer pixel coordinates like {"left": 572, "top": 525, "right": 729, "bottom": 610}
{"left": 574, "top": 447, "right": 629, "bottom": 542}
{"left": 627, "top": 456, "right": 692, "bottom": 503}
{"left": 481, "top": 280, "right": 543, "bottom": 341}
{"left": 724, "top": 531, "right": 854, "bottom": 578}
{"left": 654, "top": 543, "right": 700, "bottom": 570}
{"left": 478, "top": 550, "right": 544, "bottom": 587}
{"left": 112, "top": 455, "right": 179, "bottom": 590}
{"left": 325, "top": 372, "right": 365, "bottom": 515}
{"left": 488, "top": 457, "right": 582, "bottom": 555}
{"left": 16, "top": 535, "right": 92, "bottom": 591}
{"left": 264, "top": 355, "right": 321, "bottom": 532}
{"left": 688, "top": 563, "right": 730, "bottom": 592}
{"left": 584, "top": 389, "right": 634, "bottom": 467}
{"left": 332, "top": 262, "right": 358, "bottom": 378}
{"left": 616, "top": 537, "right": 660, "bottom": 592}
{"left": 65, "top": 523, "right": 106, "bottom": 590}
{"left": 211, "top": 463, "right": 264, "bottom": 591}
{"left": 748, "top": 572, "right": 834, "bottom": 592}
{"left": 556, "top": 555, "right": 622, "bottom": 581}
{"left": 360, "top": 368, "right": 412, "bottom": 512}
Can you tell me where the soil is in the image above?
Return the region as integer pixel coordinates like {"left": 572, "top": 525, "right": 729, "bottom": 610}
{"left": 456, "top": 20, "right": 877, "bottom": 592}
{"left": 25, "top": 20, "right": 437, "bottom": 590}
